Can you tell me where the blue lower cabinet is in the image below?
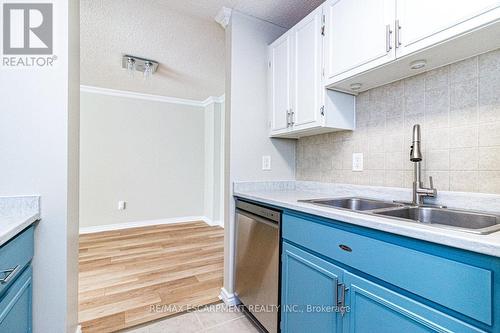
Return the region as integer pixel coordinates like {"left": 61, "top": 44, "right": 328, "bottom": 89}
{"left": 343, "top": 271, "right": 485, "bottom": 333}
{"left": 281, "top": 242, "right": 343, "bottom": 333}
{"left": 0, "top": 266, "right": 32, "bottom": 333}
{"left": 278, "top": 211, "right": 498, "bottom": 333}
{"left": 0, "top": 226, "right": 34, "bottom": 333}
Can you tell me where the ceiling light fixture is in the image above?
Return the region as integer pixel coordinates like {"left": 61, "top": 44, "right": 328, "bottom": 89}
{"left": 410, "top": 59, "right": 427, "bottom": 70}
{"left": 126, "top": 57, "right": 136, "bottom": 77}
{"left": 122, "top": 55, "right": 159, "bottom": 80}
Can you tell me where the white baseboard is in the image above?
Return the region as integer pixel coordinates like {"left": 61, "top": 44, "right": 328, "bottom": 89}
{"left": 202, "top": 217, "right": 224, "bottom": 228}
{"left": 79, "top": 216, "right": 210, "bottom": 234}
{"left": 75, "top": 325, "right": 82, "bottom": 333}
{"left": 219, "top": 287, "right": 240, "bottom": 307}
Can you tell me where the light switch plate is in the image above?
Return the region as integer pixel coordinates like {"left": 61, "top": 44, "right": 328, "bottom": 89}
{"left": 352, "top": 153, "right": 363, "bottom": 171}
{"left": 262, "top": 155, "right": 271, "bottom": 171}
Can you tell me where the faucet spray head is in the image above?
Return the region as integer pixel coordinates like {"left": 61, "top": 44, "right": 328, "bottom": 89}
{"left": 410, "top": 124, "right": 423, "bottom": 162}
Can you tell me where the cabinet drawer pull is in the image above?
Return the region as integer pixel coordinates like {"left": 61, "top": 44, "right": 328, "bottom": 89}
{"left": 0, "top": 265, "right": 21, "bottom": 284}
{"left": 339, "top": 244, "right": 352, "bottom": 252}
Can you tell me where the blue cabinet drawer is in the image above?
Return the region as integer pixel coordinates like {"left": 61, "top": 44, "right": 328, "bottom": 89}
{"left": 0, "top": 227, "right": 34, "bottom": 298}
{"left": 0, "top": 266, "right": 32, "bottom": 333}
{"left": 282, "top": 213, "right": 492, "bottom": 325}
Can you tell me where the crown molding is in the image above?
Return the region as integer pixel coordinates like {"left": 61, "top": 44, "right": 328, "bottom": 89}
{"left": 215, "top": 7, "right": 232, "bottom": 29}
{"left": 201, "top": 95, "right": 225, "bottom": 107}
{"left": 80, "top": 85, "right": 224, "bottom": 108}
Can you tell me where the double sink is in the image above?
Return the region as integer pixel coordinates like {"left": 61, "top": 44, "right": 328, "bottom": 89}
{"left": 299, "top": 198, "right": 500, "bottom": 235}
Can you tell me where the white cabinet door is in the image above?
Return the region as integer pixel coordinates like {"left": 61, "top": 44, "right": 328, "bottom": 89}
{"left": 324, "top": 0, "right": 396, "bottom": 84}
{"left": 269, "top": 35, "right": 292, "bottom": 134}
{"left": 396, "top": 0, "right": 500, "bottom": 57}
{"left": 291, "top": 8, "right": 323, "bottom": 130}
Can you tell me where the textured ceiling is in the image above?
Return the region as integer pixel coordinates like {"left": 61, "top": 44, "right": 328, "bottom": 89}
{"left": 80, "top": 0, "right": 323, "bottom": 100}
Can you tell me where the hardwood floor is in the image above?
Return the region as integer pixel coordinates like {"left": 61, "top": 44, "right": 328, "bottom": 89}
{"left": 78, "top": 221, "right": 224, "bottom": 333}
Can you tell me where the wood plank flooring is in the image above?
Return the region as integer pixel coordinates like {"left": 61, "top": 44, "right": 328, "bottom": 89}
{"left": 78, "top": 221, "right": 224, "bottom": 333}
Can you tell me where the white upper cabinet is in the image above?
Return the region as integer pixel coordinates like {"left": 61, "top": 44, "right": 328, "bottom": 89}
{"left": 324, "top": 0, "right": 396, "bottom": 83}
{"left": 291, "top": 7, "right": 323, "bottom": 131}
{"left": 396, "top": 0, "right": 500, "bottom": 57}
{"left": 269, "top": 34, "right": 292, "bottom": 135}
{"left": 268, "top": 6, "right": 355, "bottom": 138}
{"left": 324, "top": 0, "right": 500, "bottom": 92}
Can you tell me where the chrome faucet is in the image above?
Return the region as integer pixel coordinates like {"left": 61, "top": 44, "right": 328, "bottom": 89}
{"left": 410, "top": 124, "right": 437, "bottom": 205}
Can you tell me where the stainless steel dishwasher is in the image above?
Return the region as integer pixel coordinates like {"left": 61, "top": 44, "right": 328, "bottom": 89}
{"left": 235, "top": 199, "right": 281, "bottom": 333}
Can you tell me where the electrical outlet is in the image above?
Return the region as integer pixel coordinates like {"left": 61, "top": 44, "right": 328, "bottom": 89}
{"left": 352, "top": 153, "right": 364, "bottom": 171}
{"left": 262, "top": 155, "right": 271, "bottom": 171}
{"left": 118, "top": 201, "right": 126, "bottom": 210}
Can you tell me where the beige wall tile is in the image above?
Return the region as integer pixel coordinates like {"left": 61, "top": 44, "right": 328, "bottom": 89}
{"left": 425, "top": 88, "right": 449, "bottom": 129}
{"left": 450, "top": 57, "right": 477, "bottom": 84}
{"left": 450, "top": 171, "right": 478, "bottom": 192}
{"left": 426, "top": 66, "right": 449, "bottom": 91}
{"left": 296, "top": 49, "right": 500, "bottom": 194}
{"left": 425, "top": 171, "right": 450, "bottom": 190}
{"left": 449, "top": 148, "right": 478, "bottom": 171}
{"left": 479, "top": 123, "right": 500, "bottom": 147}
{"left": 385, "top": 152, "right": 404, "bottom": 170}
{"left": 478, "top": 171, "right": 500, "bottom": 194}
{"left": 448, "top": 126, "right": 478, "bottom": 148}
{"left": 385, "top": 170, "right": 404, "bottom": 187}
{"left": 365, "top": 153, "right": 385, "bottom": 170}
{"left": 479, "top": 74, "right": 500, "bottom": 123}
{"left": 449, "top": 79, "right": 478, "bottom": 127}
{"left": 479, "top": 147, "right": 500, "bottom": 170}
{"left": 479, "top": 48, "right": 500, "bottom": 76}
{"left": 426, "top": 150, "right": 450, "bottom": 171}
{"left": 425, "top": 128, "right": 450, "bottom": 150}
{"left": 370, "top": 170, "right": 386, "bottom": 186}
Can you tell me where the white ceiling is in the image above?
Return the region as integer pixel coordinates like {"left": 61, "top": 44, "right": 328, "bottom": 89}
{"left": 80, "top": 0, "right": 324, "bottom": 101}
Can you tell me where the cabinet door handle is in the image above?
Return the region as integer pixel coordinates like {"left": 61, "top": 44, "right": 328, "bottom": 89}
{"left": 290, "top": 109, "right": 295, "bottom": 126}
{"left": 0, "top": 265, "right": 21, "bottom": 284}
{"left": 337, "top": 283, "right": 349, "bottom": 316}
{"left": 334, "top": 279, "right": 338, "bottom": 309}
{"left": 286, "top": 109, "right": 290, "bottom": 127}
{"left": 385, "top": 24, "right": 393, "bottom": 53}
{"left": 395, "top": 20, "right": 401, "bottom": 47}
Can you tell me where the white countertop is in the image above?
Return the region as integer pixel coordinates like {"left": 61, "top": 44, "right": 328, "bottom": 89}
{"left": 233, "top": 181, "right": 500, "bottom": 257}
{"left": 0, "top": 196, "right": 40, "bottom": 246}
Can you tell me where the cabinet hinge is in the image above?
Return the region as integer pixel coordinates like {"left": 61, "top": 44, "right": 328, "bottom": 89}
{"left": 320, "top": 105, "right": 325, "bottom": 116}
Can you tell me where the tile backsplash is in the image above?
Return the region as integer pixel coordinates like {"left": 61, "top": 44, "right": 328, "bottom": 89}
{"left": 296, "top": 49, "right": 500, "bottom": 194}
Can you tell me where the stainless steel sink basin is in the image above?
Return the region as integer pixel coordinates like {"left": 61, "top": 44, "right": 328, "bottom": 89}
{"left": 299, "top": 197, "right": 403, "bottom": 211}
{"left": 374, "top": 207, "right": 500, "bottom": 234}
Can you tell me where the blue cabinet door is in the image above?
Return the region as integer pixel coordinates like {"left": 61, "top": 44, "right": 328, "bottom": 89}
{"left": 281, "top": 242, "right": 343, "bottom": 333}
{"left": 343, "top": 271, "right": 486, "bottom": 333}
{"left": 0, "top": 266, "right": 32, "bottom": 333}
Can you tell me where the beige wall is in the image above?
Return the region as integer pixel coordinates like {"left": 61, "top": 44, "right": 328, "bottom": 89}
{"left": 224, "top": 11, "right": 293, "bottom": 296}
{"left": 204, "top": 100, "right": 224, "bottom": 225}
{"left": 297, "top": 48, "right": 500, "bottom": 194}
{"left": 80, "top": 92, "right": 206, "bottom": 227}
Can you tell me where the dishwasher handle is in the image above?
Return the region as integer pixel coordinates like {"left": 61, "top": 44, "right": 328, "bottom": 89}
{"left": 237, "top": 209, "right": 279, "bottom": 229}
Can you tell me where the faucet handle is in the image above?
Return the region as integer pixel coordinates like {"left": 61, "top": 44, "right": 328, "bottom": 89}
{"left": 429, "top": 176, "right": 434, "bottom": 189}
